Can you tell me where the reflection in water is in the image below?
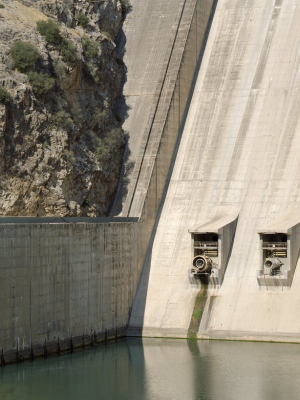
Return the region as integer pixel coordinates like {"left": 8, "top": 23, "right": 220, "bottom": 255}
{"left": 141, "top": 339, "right": 195, "bottom": 400}
{"left": 1, "top": 338, "right": 300, "bottom": 400}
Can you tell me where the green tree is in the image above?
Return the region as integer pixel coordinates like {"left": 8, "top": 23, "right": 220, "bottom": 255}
{"left": 36, "top": 19, "right": 61, "bottom": 44}
{"left": 77, "top": 13, "right": 89, "bottom": 28}
{"left": 120, "top": 0, "right": 131, "bottom": 16}
{"left": 93, "top": 128, "right": 125, "bottom": 162}
{"left": 10, "top": 41, "right": 40, "bottom": 72}
{"left": 82, "top": 35, "right": 98, "bottom": 61}
{"left": 50, "top": 110, "right": 73, "bottom": 130}
{"left": 0, "top": 87, "right": 11, "bottom": 105}
{"left": 59, "top": 39, "right": 79, "bottom": 68}
{"left": 27, "top": 72, "right": 55, "bottom": 96}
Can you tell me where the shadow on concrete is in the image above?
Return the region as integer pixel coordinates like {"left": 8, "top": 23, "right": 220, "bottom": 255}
{"left": 108, "top": 19, "right": 134, "bottom": 216}
{"left": 127, "top": 0, "right": 219, "bottom": 335}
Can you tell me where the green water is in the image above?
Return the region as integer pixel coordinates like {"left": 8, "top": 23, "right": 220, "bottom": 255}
{"left": 1, "top": 338, "right": 300, "bottom": 400}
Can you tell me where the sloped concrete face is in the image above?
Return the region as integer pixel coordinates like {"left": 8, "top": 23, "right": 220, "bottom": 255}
{"left": 110, "top": 0, "right": 186, "bottom": 216}
{"left": 129, "top": 0, "right": 300, "bottom": 341}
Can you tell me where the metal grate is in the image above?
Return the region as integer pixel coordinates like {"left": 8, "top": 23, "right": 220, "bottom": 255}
{"left": 194, "top": 241, "right": 218, "bottom": 248}
{"left": 262, "top": 242, "right": 287, "bottom": 248}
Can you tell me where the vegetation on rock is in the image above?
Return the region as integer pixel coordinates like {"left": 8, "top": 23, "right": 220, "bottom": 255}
{"left": 58, "top": 38, "right": 79, "bottom": 68}
{"left": 36, "top": 19, "right": 79, "bottom": 68}
{"left": 36, "top": 19, "right": 61, "bottom": 44}
{"left": 82, "top": 35, "right": 98, "bottom": 61}
{"left": 10, "top": 41, "right": 39, "bottom": 72}
{"left": 101, "top": 31, "right": 112, "bottom": 41}
{"left": 49, "top": 110, "right": 72, "bottom": 130}
{"left": 27, "top": 72, "right": 55, "bottom": 96}
{"left": 1, "top": 0, "right": 126, "bottom": 217}
{"left": 93, "top": 128, "right": 125, "bottom": 162}
{"left": 0, "top": 87, "right": 11, "bottom": 105}
{"left": 120, "top": 0, "right": 131, "bottom": 17}
{"left": 77, "top": 13, "right": 89, "bottom": 29}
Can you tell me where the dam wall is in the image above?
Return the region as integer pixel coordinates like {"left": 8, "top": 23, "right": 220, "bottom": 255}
{"left": 129, "top": 0, "right": 300, "bottom": 342}
{"left": 0, "top": 218, "right": 139, "bottom": 362}
{"left": 125, "top": 0, "right": 217, "bottom": 296}
{"left": 111, "top": 0, "right": 216, "bottom": 217}
{"left": 0, "top": 0, "right": 216, "bottom": 359}
{"left": 124, "top": 0, "right": 216, "bottom": 218}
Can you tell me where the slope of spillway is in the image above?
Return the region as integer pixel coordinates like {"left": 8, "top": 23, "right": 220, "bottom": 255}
{"left": 110, "top": 0, "right": 186, "bottom": 216}
{"left": 129, "top": 0, "right": 300, "bottom": 341}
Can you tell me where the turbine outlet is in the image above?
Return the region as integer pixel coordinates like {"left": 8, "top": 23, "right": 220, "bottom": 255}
{"left": 264, "top": 257, "right": 283, "bottom": 276}
{"left": 192, "top": 255, "right": 212, "bottom": 274}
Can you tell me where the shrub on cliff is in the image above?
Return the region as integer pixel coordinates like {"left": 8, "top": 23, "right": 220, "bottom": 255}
{"left": 10, "top": 41, "right": 39, "bottom": 72}
{"left": 120, "top": 0, "right": 131, "bottom": 16}
{"left": 59, "top": 39, "right": 79, "bottom": 68}
{"left": 36, "top": 20, "right": 79, "bottom": 68}
{"left": 36, "top": 19, "right": 61, "bottom": 44}
{"left": 77, "top": 13, "right": 89, "bottom": 29}
{"left": 93, "top": 128, "right": 125, "bottom": 162}
{"left": 27, "top": 72, "right": 55, "bottom": 96}
{"left": 0, "top": 87, "right": 11, "bottom": 105}
{"left": 50, "top": 110, "right": 73, "bottom": 130}
{"left": 101, "top": 31, "right": 112, "bottom": 41}
{"left": 82, "top": 35, "right": 98, "bottom": 61}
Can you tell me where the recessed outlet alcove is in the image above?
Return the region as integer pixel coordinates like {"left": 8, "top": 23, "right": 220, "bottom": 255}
{"left": 257, "top": 214, "right": 300, "bottom": 289}
{"left": 188, "top": 215, "right": 238, "bottom": 287}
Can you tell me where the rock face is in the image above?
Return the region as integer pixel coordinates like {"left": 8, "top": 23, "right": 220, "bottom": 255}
{"left": 0, "top": 0, "right": 126, "bottom": 216}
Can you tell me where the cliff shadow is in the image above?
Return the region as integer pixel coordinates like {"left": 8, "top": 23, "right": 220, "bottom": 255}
{"left": 108, "top": 20, "right": 134, "bottom": 216}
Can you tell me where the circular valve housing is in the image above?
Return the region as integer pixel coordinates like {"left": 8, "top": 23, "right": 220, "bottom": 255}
{"left": 193, "top": 255, "right": 212, "bottom": 274}
{"left": 264, "top": 257, "right": 283, "bottom": 275}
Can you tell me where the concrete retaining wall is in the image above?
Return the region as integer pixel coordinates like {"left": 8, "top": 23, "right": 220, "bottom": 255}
{"left": 0, "top": 221, "right": 139, "bottom": 360}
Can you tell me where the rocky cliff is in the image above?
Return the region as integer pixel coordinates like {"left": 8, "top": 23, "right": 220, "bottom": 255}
{"left": 0, "top": 0, "right": 127, "bottom": 216}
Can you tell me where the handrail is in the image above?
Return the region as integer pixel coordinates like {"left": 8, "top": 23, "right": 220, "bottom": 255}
{"left": 262, "top": 242, "right": 287, "bottom": 248}
{"left": 194, "top": 241, "right": 218, "bottom": 248}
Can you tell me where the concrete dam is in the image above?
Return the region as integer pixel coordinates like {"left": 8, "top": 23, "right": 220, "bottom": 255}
{"left": 2, "top": 0, "right": 300, "bottom": 362}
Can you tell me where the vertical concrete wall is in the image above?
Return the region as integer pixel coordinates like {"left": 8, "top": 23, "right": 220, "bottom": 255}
{"left": 0, "top": 221, "right": 138, "bottom": 356}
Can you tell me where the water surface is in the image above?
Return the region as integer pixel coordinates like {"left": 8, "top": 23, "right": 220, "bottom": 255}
{"left": 1, "top": 338, "right": 300, "bottom": 400}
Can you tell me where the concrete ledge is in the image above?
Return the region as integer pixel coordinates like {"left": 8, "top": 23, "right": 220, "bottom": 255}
{"left": 127, "top": 327, "right": 300, "bottom": 344}
{"left": 197, "top": 330, "right": 300, "bottom": 344}
{"left": 0, "top": 217, "right": 139, "bottom": 224}
{"left": 1, "top": 327, "right": 126, "bottom": 366}
{"left": 127, "top": 327, "right": 188, "bottom": 339}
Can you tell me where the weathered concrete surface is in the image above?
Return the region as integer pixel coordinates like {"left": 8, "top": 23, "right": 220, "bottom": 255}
{"left": 129, "top": 0, "right": 300, "bottom": 341}
{"left": 110, "top": 0, "right": 186, "bottom": 216}
{"left": 111, "top": 0, "right": 215, "bottom": 217}
{"left": 0, "top": 221, "right": 139, "bottom": 354}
